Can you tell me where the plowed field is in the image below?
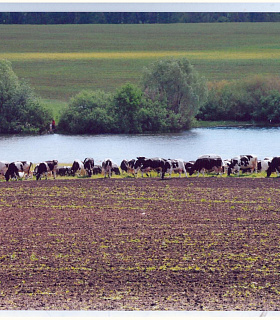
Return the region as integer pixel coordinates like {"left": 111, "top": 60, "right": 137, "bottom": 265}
{"left": 1, "top": 177, "right": 280, "bottom": 310}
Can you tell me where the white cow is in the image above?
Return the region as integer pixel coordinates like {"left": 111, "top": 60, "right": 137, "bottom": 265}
{"left": 169, "top": 159, "right": 187, "bottom": 177}
{"left": 0, "top": 161, "right": 9, "bottom": 178}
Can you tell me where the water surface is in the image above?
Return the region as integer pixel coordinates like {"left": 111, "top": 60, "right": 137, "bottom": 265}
{"left": 0, "top": 127, "right": 277, "bottom": 165}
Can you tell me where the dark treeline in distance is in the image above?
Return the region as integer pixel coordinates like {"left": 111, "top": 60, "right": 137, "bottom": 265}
{"left": 2, "top": 12, "right": 280, "bottom": 24}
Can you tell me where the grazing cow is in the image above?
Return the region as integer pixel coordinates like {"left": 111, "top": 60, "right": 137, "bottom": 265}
{"left": 189, "top": 155, "right": 224, "bottom": 177}
{"left": 0, "top": 161, "right": 9, "bottom": 178}
{"left": 134, "top": 157, "right": 172, "bottom": 179}
{"left": 227, "top": 155, "right": 258, "bottom": 176}
{"left": 35, "top": 160, "right": 58, "bottom": 180}
{"left": 18, "top": 161, "right": 33, "bottom": 178}
{"left": 92, "top": 165, "right": 102, "bottom": 175}
{"left": 134, "top": 157, "right": 151, "bottom": 177}
{"left": 83, "top": 158, "right": 94, "bottom": 177}
{"left": 120, "top": 160, "right": 129, "bottom": 174}
{"left": 184, "top": 161, "right": 195, "bottom": 176}
{"left": 102, "top": 158, "right": 113, "bottom": 178}
{"left": 112, "top": 163, "right": 121, "bottom": 175}
{"left": 266, "top": 157, "right": 280, "bottom": 177}
{"left": 5, "top": 162, "right": 24, "bottom": 181}
{"left": 120, "top": 159, "right": 136, "bottom": 175}
{"left": 70, "top": 159, "right": 85, "bottom": 176}
{"left": 169, "top": 159, "right": 187, "bottom": 177}
{"left": 56, "top": 166, "right": 71, "bottom": 176}
{"left": 257, "top": 157, "right": 272, "bottom": 173}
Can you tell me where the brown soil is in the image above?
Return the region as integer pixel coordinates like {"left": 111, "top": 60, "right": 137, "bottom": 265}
{"left": 0, "top": 177, "right": 280, "bottom": 310}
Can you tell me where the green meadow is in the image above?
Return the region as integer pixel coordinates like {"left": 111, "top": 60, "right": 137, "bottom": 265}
{"left": 1, "top": 22, "right": 280, "bottom": 117}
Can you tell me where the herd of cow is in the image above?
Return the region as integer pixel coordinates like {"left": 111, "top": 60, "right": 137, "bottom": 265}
{"left": 1, "top": 154, "right": 280, "bottom": 182}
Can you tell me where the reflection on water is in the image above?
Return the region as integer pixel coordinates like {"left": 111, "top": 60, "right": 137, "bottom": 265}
{"left": 0, "top": 127, "right": 278, "bottom": 165}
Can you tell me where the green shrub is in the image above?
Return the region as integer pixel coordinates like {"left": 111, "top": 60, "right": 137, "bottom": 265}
{"left": 197, "top": 75, "right": 280, "bottom": 123}
{"left": 0, "top": 59, "right": 52, "bottom": 134}
{"left": 58, "top": 89, "right": 115, "bottom": 134}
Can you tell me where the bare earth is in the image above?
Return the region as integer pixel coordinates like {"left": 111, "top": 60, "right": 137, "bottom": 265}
{"left": 0, "top": 177, "right": 280, "bottom": 310}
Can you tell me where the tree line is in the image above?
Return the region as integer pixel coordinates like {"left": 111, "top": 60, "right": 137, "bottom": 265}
{"left": 1, "top": 13, "right": 280, "bottom": 25}
{"left": 1, "top": 58, "right": 280, "bottom": 135}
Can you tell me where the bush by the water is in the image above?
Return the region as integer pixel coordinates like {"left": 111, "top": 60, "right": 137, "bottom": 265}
{"left": 197, "top": 76, "right": 280, "bottom": 123}
{"left": 58, "top": 58, "right": 208, "bottom": 134}
{"left": 0, "top": 60, "right": 52, "bottom": 134}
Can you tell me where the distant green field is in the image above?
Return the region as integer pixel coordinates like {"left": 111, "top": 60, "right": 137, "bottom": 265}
{"left": 1, "top": 22, "right": 280, "bottom": 114}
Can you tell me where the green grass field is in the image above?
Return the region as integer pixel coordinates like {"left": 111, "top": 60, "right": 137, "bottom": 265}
{"left": 2, "top": 22, "right": 280, "bottom": 117}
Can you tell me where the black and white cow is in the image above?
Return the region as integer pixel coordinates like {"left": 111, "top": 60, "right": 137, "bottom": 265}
{"left": 0, "top": 161, "right": 9, "bottom": 178}
{"left": 120, "top": 159, "right": 136, "bottom": 175}
{"left": 169, "top": 159, "right": 187, "bottom": 177}
{"left": 83, "top": 158, "right": 94, "bottom": 177}
{"left": 189, "top": 155, "right": 224, "bottom": 177}
{"left": 257, "top": 157, "right": 272, "bottom": 173}
{"left": 92, "top": 165, "right": 102, "bottom": 175}
{"left": 134, "top": 157, "right": 172, "bottom": 179}
{"left": 120, "top": 160, "right": 129, "bottom": 174}
{"left": 70, "top": 159, "right": 85, "bottom": 176}
{"left": 112, "top": 163, "right": 121, "bottom": 175}
{"left": 266, "top": 157, "right": 280, "bottom": 177}
{"left": 56, "top": 166, "right": 72, "bottom": 176}
{"left": 102, "top": 158, "right": 113, "bottom": 178}
{"left": 4, "top": 161, "right": 32, "bottom": 181}
{"left": 134, "top": 157, "right": 151, "bottom": 177}
{"left": 35, "top": 160, "right": 58, "bottom": 180}
{"left": 5, "top": 162, "right": 24, "bottom": 181}
{"left": 227, "top": 155, "right": 258, "bottom": 176}
{"left": 19, "top": 161, "right": 33, "bottom": 178}
{"left": 184, "top": 161, "right": 195, "bottom": 175}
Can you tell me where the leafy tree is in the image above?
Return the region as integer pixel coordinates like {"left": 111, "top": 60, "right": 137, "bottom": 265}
{"left": 0, "top": 59, "right": 51, "bottom": 133}
{"left": 253, "top": 90, "right": 280, "bottom": 122}
{"left": 141, "top": 58, "right": 207, "bottom": 129}
{"left": 58, "top": 89, "right": 115, "bottom": 134}
{"left": 113, "top": 83, "right": 143, "bottom": 133}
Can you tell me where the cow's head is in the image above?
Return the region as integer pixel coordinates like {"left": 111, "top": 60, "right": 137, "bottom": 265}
{"left": 134, "top": 157, "right": 146, "bottom": 170}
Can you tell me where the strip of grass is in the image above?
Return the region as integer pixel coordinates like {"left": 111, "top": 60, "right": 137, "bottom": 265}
{"left": 1, "top": 22, "right": 280, "bottom": 104}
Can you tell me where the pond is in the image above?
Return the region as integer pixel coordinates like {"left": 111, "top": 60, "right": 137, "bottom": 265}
{"left": 0, "top": 127, "right": 278, "bottom": 165}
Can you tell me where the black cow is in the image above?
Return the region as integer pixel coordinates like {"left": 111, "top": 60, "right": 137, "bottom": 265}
{"left": 5, "top": 162, "right": 24, "bottom": 181}
{"left": 267, "top": 157, "right": 280, "bottom": 177}
{"left": 83, "top": 158, "right": 94, "bottom": 177}
{"left": 134, "top": 157, "right": 172, "bottom": 179}
{"left": 189, "top": 155, "right": 224, "bottom": 177}
{"left": 35, "top": 160, "right": 58, "bottom": 180}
